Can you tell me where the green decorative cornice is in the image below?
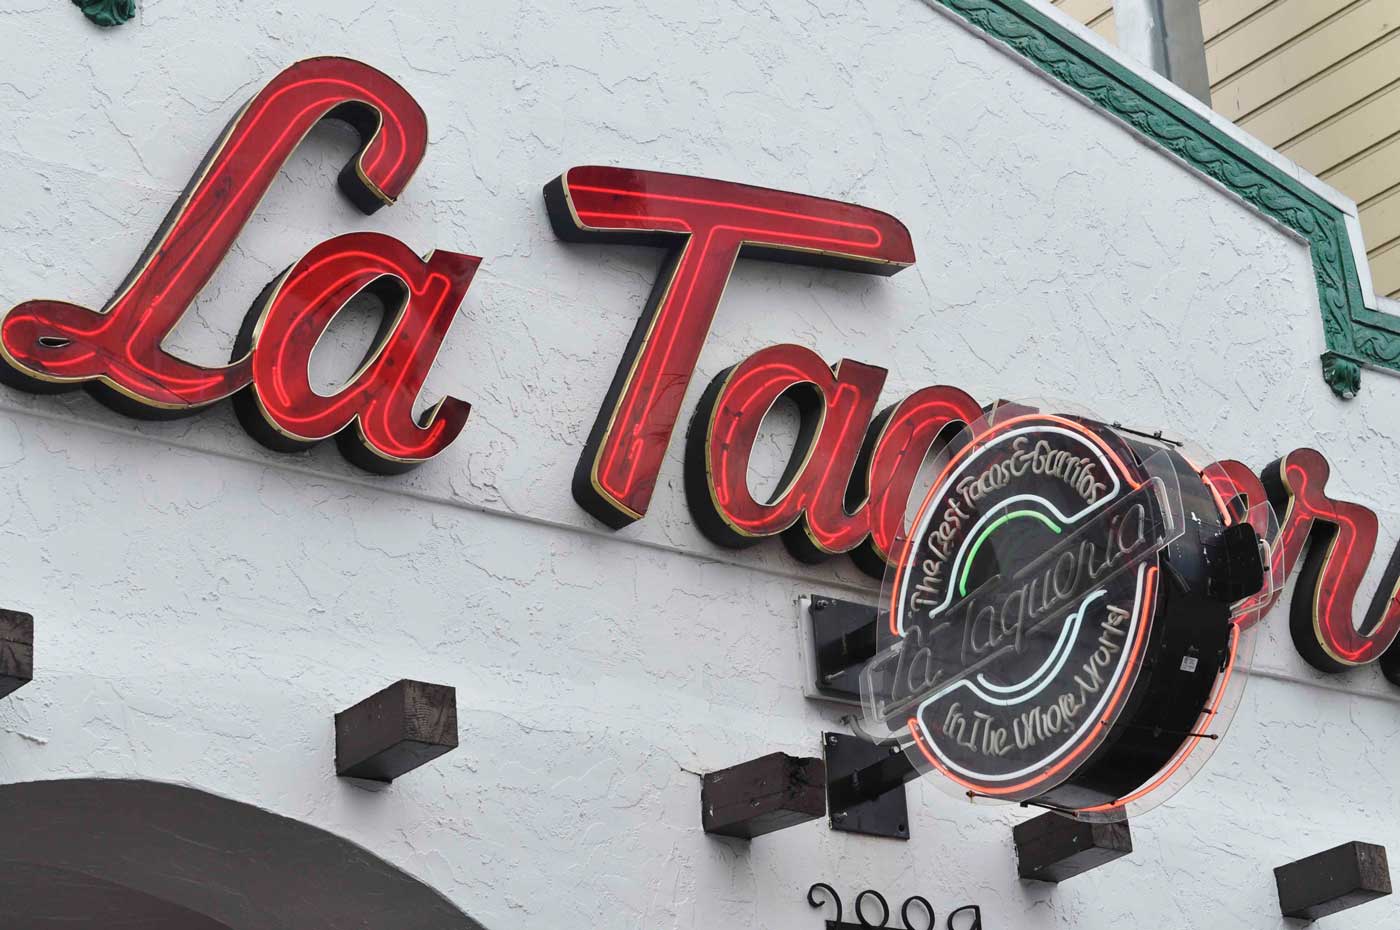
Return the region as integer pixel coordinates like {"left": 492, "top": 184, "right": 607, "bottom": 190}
{"left": 925, "top": 0, "right": 1395, "bottom": 398}
{"left": 72, "top": 0, "right": 135, "bottom": 27}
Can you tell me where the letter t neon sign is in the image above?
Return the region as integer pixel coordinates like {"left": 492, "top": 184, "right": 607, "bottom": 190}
{"left": 544, "top": 166, "right": 916, "bottom": 528}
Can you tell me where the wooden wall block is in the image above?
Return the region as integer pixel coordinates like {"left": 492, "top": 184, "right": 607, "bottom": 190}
{"left": 1013, "top": 811, "right": 1132, "bottom": 883}
{"left": 1275, "top": 841, "right": 1391, "bottom": 920}
{"left": 702, "top": 752, "right": 826, "bottom": 839}
{"left": 335, "top": 680, "right": 458, "bottom": 783}
{"left": 0, "top": 610, "right": 33, "bottom": 699}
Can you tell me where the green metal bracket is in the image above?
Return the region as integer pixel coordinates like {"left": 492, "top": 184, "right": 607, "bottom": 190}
{"left": 72, "top": 0, "right": 135, "bottom": 27}
{"left": 927, "top": 0, "right": 1395, "bottom": 398}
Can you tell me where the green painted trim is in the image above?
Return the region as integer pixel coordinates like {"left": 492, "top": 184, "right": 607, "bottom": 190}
{"left": 925, "top": 0, "right": 1398, "bottom": 398}
{"left": 71, "top": 0, "right": 135, "bottom": 27}
{"left": 959, "top": 509, "right": 1062, "bottom": 596}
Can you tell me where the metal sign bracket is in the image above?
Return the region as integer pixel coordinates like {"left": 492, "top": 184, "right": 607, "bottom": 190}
{"left": 823, "top": 731, "right": 912, "bottom": 840}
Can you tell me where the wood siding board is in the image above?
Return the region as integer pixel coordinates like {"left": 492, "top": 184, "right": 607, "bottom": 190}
{"left": 1207, "top": 0, "right": 1364, "bottom": 87}
{"left": 1228, "top": 27, "right": 1400, "bottom": 142}
{"left": 1092, "top": 14, "right": 1118, "bottom": 42}
{"left": 1365, "top": 239, "right": 1400, "bottom": 297}
{"left": 1360, "top": 188, "right": 1400, "bottom": 259}
{"left": 1200, "top": 0, "right": 1282, "bottom": 43}
{"left": 1279, "top": 77, "right": 1400, "bottom": 174}
{"left": 1362, "top": 179, "right": 1400, "bottom": 213}
{"left": 1057, "top": 0, "right": 1113, "bottom": 25}
{"left": 1323, "top": 130, "right": 1400, "bottom": 203}
{"left": 1204, "top": 0, "right": 1292, "bottom": 48}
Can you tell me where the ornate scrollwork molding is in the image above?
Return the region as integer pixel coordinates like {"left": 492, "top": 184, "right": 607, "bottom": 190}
{"left": 1321, "top": 352, "right": 1362, "bottom": 399}
{"left": 922, "top": 0, "right": 1398, "bottom": 398}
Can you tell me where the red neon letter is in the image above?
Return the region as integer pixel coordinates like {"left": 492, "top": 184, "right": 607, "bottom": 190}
{"left": 1258, "top": 449, "right": 1400, "bottom": 673}
{"left": 544, "top": 167, "right": 916, "bottom": 529}
{"left": 853, "top": 386, "right": 981, "bottom": 574}
{"left": 684, "top": 344, "right": 980, "bottom": 574}
{"left": 1201, "top": 458, "right": 1283, "bottom": 625}
{"left": 235, "top": 233, "right": 476, "bottom": 474}
{"left": 0, "top": 57, "right": 427, "bottom": 413}
{"left": 684, "top": 345, "right": 886, "bottom": 560}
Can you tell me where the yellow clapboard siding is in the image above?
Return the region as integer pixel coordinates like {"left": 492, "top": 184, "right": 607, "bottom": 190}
{"left": 1200, "top": 0, "right": 1280, "bottom": 43}
{"left": 1368, "top": 240, "right": 1400, "bottom": 297}
{"left": 1279, "top": 78, "right": 1400, "bottom": 175}
{"left": 1227, "top": 24, "right": 1400, "bottom": 141}
{"left": 1199, "top": 0, "right": 1400, "bottom": 297}
{"left": 1360, "top": 187, "right": 1400, "bottom": 259}
{"left": 1056, "top": 0, "right": 1114, "bottom": 26}
{"left": 1091, "top": 12, "right": 1118, "bottom": 43}
{"left": 1324, "top": 131, "right": 1400, "bottom": 205}
{"left": 1206, "top": 0, "right": 1355, "bottom": 86}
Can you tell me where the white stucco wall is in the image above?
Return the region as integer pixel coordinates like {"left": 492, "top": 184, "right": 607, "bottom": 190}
{"left": 3, "top": 1, "right": 1400, "bottom": 928}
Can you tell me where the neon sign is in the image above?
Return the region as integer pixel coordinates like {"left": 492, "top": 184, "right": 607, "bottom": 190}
{"left": 4, "top": 56, "right": 1400, "bottom": 697}
{"left": 857, "top": 410, "right": 1261, "bottom": 815}
{"left": 0, "top": 57, "right": 473, "bottom": 474}
{"left": 543, "top": 167, "right": 916, "bottom": 528}
{"left": 684, "top": 343, "right": 980, "bottom": 571}
{"left": 1215, "top": 450, "right": 1400, "bottom": 673}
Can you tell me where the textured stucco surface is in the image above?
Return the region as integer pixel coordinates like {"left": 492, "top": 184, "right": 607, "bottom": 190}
{"left": 2, "top": 1, "right": 1400, "bottom": 928}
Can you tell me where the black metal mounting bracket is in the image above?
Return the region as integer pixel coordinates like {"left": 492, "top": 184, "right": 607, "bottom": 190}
{"left": 802, "top": 595, "right": 881, "bottom": 704}
{"left": 823, "top": 731, "right": 913, "bottom": 840}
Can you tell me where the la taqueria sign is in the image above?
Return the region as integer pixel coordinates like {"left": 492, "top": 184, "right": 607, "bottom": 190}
{"left": 863, "top": 408, "right": 1266, "bottom": 815}
{"left": 4, "top": 56, "right": 1400, "bottom": 715}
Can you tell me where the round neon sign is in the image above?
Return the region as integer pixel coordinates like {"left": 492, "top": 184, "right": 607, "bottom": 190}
{"left": 863, "top": 409, "right": 1272, "bottom": 818}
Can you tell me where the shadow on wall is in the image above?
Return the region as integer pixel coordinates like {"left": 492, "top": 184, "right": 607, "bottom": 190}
{"left": 0, "top": 779, "right": 486, "bottom": 930}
